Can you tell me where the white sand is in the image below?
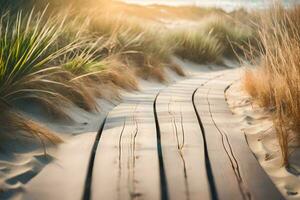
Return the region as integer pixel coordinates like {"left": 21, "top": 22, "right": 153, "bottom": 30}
{"left": 226, "top": 76, "right": 300, "bottom": 199}
{"left": 0, "top": 98, "right": 115, "bottom": 200}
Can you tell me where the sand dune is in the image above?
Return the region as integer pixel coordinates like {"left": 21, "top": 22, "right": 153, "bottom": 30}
{"left": 0, "top": 99, "right": 115, "bottom": 199}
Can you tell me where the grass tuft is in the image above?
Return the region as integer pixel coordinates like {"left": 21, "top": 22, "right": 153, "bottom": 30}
{"left": 170, "top": 27, "right": 223, "bottom": 63}
{"left": 169, "top": 16, "right": 253, "bottom": 63}
{"left": 243, "top": 4, "right": 300, "bottom": 165}
{"left": 0, "top": 10, "right": 97, "bottom": 145}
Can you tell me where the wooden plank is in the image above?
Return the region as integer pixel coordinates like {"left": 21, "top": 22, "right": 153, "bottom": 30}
{"left": 155, "top": 76, "right": 221, "bottom": 200}
{"left": 91, "top": 91, "right": 161, "bottom": 200}
{"left": 194, "top": 69, "right": 285, "bottom": 200}
{"left": 91, "top": 70, "right": 225, "bottom": 200}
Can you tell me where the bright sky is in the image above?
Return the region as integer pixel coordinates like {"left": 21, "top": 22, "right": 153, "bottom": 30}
{"left": 120, "top": 0, "right": 299, "bottom": 12}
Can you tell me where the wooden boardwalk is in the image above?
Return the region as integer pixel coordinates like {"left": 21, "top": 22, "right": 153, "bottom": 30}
{"left": 82, "top": 68, "right": 285, "bottom": 200}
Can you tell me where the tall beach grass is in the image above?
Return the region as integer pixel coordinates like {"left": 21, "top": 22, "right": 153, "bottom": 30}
{"left": 0, "top": 9, "right": 140, "bottom": 146}
{"left": 0, "top": 10, "right": 99, "bottom": 144}
{"left": 169, "top": 16, "right": 254, "bottom": 63}
{"left": 243, "top": 5, "right": 300, "bottom": 165}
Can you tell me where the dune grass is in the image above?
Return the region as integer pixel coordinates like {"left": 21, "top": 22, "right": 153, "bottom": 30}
{"left": 0, "top": 8, "right": 172, "bottom": 146}
{"left": 0, "top": 10, "right": 137, "bottom": 145}
{"left": 88, "top": 14, "right": 181, "bottom": 81}
{"left": 169, "top": 16, "right": 253, "bottom": 63}
{"left": 201, "top": 16, "right": 254, "bottom": 57}
{"left": 0, "top": 104, "right": 63, "bottom": 145}
{"left": 243, "top": 5, "right": 300, "bottom": 165}
{"left": 170, "top": 27, "right": 223, "bottom": 63}
{"left": 0, "top": 10, "right": 99, "bottom": 143}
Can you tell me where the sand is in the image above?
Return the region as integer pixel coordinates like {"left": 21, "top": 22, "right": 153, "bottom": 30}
{"left": 226, "top": 75, "right": 300, "bottom": 199}
{"left": 0, "top": 98, "right": 115, "bottom": 200}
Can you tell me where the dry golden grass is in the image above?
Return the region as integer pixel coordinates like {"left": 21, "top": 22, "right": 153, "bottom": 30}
{"left": 243, "top": 5, "right": 300, "bottom": 165}
{"left": 168, "top": 62, "right": 186, "bottom": 77}
{"left": 136, "top": 64, "right": 167, "bottom": 82}
{"left": 0, "top": 104, "right": 63, "bottom": 146}
{"left": 243, "top": 69, "right": 273, "bottom": 108}
{"left": 96, "top": 60, "right": 139, "bottom": 91}
{"left": 87, "top": 14, "right": 185, "bottom": 80}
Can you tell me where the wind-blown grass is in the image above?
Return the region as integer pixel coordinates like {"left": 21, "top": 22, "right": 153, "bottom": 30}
{"left": 0, "top": 10, "right": 99, "bottom": 144}
{"left": 243, "top": 5, "right": 300, "bottom": 165}
{"left": 88, "top": 15, "right": 182, "bottom": 81}
{"left": 170, "top": 27, "right": 223, "bottom": 63}
{"left": 0, "top": 103, "right": 63, "bottom": 145}
{"left": 169, "top": 16, "right": 253, "bottom": 63}
{"left": 0, "top": 8, "right": 145, "bottom": 146}
{"left": 202, "top": 16, "right": 254, "bottom": 57}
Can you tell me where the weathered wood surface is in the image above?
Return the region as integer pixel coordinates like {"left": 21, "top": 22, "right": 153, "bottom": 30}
{"left": 91, "top": 90, "right": 161, "bottom": 200}
{"left": 194, "top": 69, "right": 285, "bottom": 200}
{"left": 155, "top": 75, "right": 216, "bottom": 200}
